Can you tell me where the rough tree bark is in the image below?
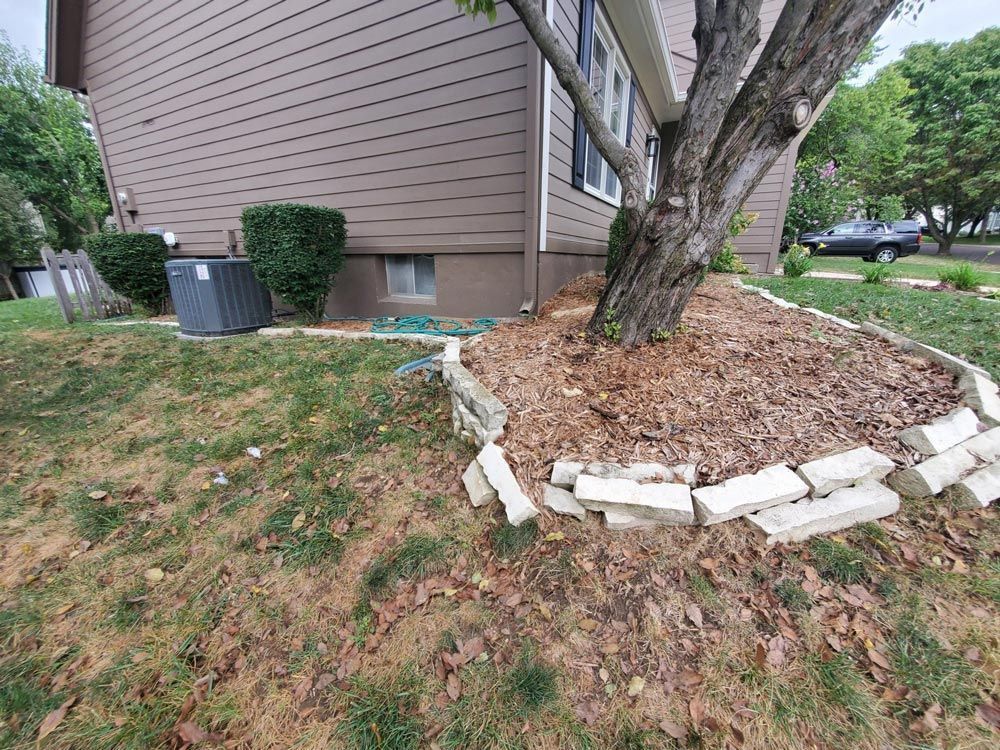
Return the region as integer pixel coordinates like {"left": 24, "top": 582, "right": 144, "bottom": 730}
{"left": 500, "top": 0, "right": 903, "bottom": 346}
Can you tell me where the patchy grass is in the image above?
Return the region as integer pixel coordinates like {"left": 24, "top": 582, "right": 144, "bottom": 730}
{"left": 490, "top": 518, "right": 538, "bottom": 559}
{"left": 754, "top": 276, "right": 1000, "bottom": 379}
{"left": 1, "top": 296, "right": 997, "bottom": 749}
{"left": 809, "top": 538, "right": 871, "bottom": 584}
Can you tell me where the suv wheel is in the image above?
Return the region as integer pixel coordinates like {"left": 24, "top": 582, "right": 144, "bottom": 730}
{"left": 873, "top": 245, "right": 899, "bottom": 264}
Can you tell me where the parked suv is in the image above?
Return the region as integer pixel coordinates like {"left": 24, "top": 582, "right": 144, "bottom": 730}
{"left": 797, "top": 221, "right": 921, "bottom": 263}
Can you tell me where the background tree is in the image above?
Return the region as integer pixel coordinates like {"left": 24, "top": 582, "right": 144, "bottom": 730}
{"left": 893, "top": 27, "right": 1000, "bottom": 254}
{"left": 786, "top": 49, "right": 913, "bottom": 237}
{"left": 0, "top": 33, "right": 109, "bottom": 250}
{"left": 0, "top": 175, "right": 44, "bottom": 299}
{"left": 460, "top": 1, "right": 910, "bottom": 345}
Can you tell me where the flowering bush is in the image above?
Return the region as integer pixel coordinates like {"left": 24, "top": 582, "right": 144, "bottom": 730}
{"left": 781, "top": 243, "right": 813, "bottom": 278}
{"left": 783, "top": 159, "right": 861, "bottom": 242}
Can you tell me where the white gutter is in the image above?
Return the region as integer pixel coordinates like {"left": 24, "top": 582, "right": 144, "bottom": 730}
{"left": 538, "top": 0, "right": 554, "bottom": 254}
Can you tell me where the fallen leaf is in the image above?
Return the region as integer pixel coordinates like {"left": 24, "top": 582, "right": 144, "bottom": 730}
{"left": 867, "top": 649, "right": 891, "bottom": 670}
{"left": 689, "top": 696, "right": 706, "bottom": 726}
{"left": 88, "top": 490, "right": 107, "bottom": 500}
{"left": 291, "top": 511, "right": 307, "bottom": 531}
{"left": 578, "top": 618, "right": 599, "bottom": 632}
{"left": 37, "top": 696, "right": 76, "bottom": 743}
{"left": 659, "top": 719, "right": 688, "bottom": 739}
{"left": 543, "top": 531, "right": 565, "bottom": 542}
{"left": 686, "top": 604, "right": 703, "bottom": 629}
{"left": 176, "top": 721, "right": 209, "bottom": 744}
{"left": 627, "top": 676, "right": 645, "bottom": 697}
{"left": 975, "top": 702, "right": 1000, "bottom": 731}
{"left": 144, "top": 567, "right": 165, "bottom": 583}
{"left": 910, "top": 703, "right": 942, "bottom": 735}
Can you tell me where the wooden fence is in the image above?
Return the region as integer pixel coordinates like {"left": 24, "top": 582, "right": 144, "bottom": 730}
{"left": 41, "top": 248, "right": 131, "bottom": 323}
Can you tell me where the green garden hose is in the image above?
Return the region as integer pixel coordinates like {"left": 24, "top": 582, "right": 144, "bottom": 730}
{"left": 370, "top": 316, "right": 497, "bottom": 337}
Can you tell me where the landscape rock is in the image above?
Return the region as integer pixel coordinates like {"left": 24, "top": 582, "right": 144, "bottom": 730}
{"left": 543, "top": 484, "right": 587, "bottom": 520}
{"left": 550, "top": 461, "right": 585, "bottom": 489}
{"left": 691, "top": 463, "right": 809, "bottom": 525}
{"left": 451, "top": 394, "right": 502, "bottom": 448}
{"left": 574, "top": 475, "right": 695, "bottom": 525}
{"left": 476, "top": 443, "right": 539, "bottom": 526}
{"left": 898, "top": 407, "right": 981, "bottom": 455}
{"left": 951, "top": 462, "right": 1000, "bottom": 509}
{"left": 442, "top": 363, "right": 507, "bottom": 431}
{"left": 962, "top": 427, "right": 1000, "bottom": 462}
{"left": 911, "top": 342, "right": 991, "bottom": 380}
{"left": 604, "top": 510, "right": 660, "bottom": 530}
{"left": 671, "top": 463, "right": 698, "bottom": 485}
{"left": 795, "top": 447, "right": 896, "bottom": 497}
{"left": 959, "top": 371, "right": 1000, "bottom": 426}
{"left": 888, "top": 445, "right": 978, "bottom": 497}
{"left": 584, "top": 461, "right": 674, "bottom": 483}
{"left": 745, "top": 482, "right": 900, "bottom": 544}
{"left": 462, "top": 460, "right": 497, "bottom": 507}
{"left": 442, "top": 337, "right": 461, "bottom": 364}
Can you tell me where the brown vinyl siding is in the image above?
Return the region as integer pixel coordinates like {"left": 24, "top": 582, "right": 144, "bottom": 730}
{"left": 81, "top": 0, "right": 530, "bottom": 260}
{"left": 545, "top": 0, "right": 658, "bottom": 255}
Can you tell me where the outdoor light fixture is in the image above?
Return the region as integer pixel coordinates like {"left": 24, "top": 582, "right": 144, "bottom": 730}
{"left": 645, "top": 132, "right": 660, "bottom": 159}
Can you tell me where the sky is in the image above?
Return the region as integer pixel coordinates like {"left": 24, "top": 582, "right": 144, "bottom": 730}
{"left": 0, "top": 0, "right": 997, "bottom": 69}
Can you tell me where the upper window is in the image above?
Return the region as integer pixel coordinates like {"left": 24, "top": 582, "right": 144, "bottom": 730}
{"left": 386, "top": 254, "right": 435, "bottom": 298}
{"left": 582, "top": 12, "right": 630, "bottom": 205}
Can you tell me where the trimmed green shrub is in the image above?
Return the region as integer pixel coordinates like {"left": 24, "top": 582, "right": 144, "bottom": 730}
{"left": 781, "top": 243, "right": 814, "bottom": 278}
{"left": 241, "top": 203, "right": 347, "bottom": 321}
{"left": 938, "top": 261, "right": 986, "bottom": 291}
{"left": 83, "top": 231, "right": 169, "bottom": 309}
{"left": 605, "top": 206, "right": 628, "bottom": 276}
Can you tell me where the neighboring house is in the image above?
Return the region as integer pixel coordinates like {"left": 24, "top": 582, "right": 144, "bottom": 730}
{"left": 46, "top": 0, "right": 804, "bottom": 317}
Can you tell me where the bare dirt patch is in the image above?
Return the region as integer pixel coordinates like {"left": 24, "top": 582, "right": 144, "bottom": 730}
{"left": 466, "top": 275, "right": 962, "bottom": 490}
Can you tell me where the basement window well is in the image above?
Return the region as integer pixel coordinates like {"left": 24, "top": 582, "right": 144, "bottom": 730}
{"left": 386, "top": 254, "right": 436, "bottom": 299}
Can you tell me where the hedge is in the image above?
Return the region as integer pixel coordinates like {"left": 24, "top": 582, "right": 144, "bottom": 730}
{"left": 83, "top": 231, "right": 169, "bottom": 309}
{"left": 241, "top": 203, "right": 347, "bottom": 321}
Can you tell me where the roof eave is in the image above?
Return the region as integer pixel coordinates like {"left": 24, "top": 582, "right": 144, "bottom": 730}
{"left": 605, "top": 0, "right": 685, "bottom": 125}
{"left": 45, "top": 0, "right": 87, "bottom": 92}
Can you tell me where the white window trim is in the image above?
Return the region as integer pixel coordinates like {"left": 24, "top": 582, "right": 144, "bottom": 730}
{"left": 384, "top": 254, "right": 436, "bottom": 301}
{"left": 582, "top": 9, "right": 631, "bottom": 207}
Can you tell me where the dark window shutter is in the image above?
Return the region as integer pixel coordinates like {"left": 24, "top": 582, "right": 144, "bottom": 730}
{"left": 572, "top": 0, "right": 596, "bottom": 190}
{"left": 624, "top": 79, "right": 637, "bottom": 148}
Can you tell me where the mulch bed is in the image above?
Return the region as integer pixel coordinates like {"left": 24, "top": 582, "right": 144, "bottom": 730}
{"left": 465, "top": 275, "right": 963, "bottom": 494}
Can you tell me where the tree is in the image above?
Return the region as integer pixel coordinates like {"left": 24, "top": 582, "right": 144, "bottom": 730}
{"left": 791, "top": 56, "right": 913, "bottom": 229}
{"left": 0, "top": 175, "right": 43, "bottom": 299}
{"left": 893, "top": 28, "right": 1000, "bottom": 255}
{"left": 459, "top": 1, "right": 909, "bottom": 345}
{"left": 0, "top": 33, "right": 109, "bottom": 250}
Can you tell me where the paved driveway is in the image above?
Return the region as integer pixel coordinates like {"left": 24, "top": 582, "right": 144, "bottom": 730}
{"left": 920, "top": 243, "right": 999, "bottom": 264}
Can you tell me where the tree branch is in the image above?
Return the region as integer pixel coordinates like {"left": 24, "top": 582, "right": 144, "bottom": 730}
{"left": 504, "top": 0, "right": 637, "bottom": 191}
{"left": 692, "top": 0, "right": 717, "bottom": 61}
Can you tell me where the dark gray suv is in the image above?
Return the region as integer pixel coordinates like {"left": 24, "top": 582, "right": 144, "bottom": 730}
{"left": 797, "top": 221, "right": 922, "bottom": 263}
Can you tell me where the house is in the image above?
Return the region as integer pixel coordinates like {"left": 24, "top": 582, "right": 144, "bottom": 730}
{"left": 46, "top": 0, "right": 802, "bottom": 318}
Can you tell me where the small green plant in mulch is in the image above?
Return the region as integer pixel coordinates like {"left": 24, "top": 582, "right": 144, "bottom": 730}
{"left": 501, "top": 647, "right": 559, "bottom": 714}
{"left": 490, "top": 518, "right": 538, "bottom": 559}
{"left": 774, "top": 578, "right": 811, "bottom": 611}
{"left": 859, "top": 262, "right": 896, "bottom": 285}
{"left": 781, "top": 243, "right": 814, "bottom": 278}
{"left": 938, "top": 261, "right": 986, "bottom": 291}
{"left": 688, "top": 570, "right": 721, "bottom": 608}
{"left": 808, "top": 538, "right": 871, "bottom": 584}
{"left": 804, "top": 652, "right": 881, "bottom": 738}
{"left": 341, "top": 671, "right": 424, "bottom": 750}
{"left": 603, "top": 306, "right": 622, "bottom": 343}
{"left": 889, "top": 598, "right": 985, "bottom": 715}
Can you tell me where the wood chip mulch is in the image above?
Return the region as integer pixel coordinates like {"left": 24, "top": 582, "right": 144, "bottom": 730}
{"left": 465, "top": 275, "right": 963, "bottom": 495}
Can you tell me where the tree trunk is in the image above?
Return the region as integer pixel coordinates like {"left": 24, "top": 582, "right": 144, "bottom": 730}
{"left": 1, "top": 274, "right": 19, "bottom": 300}
{"left": 980, "top": 212, "right": 991, "bottom": 243}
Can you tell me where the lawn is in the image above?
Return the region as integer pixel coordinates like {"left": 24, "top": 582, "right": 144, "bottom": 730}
{"left": 755, "top": 276, "right": 1000, "bottom": 381}
{"left": 807, "top": 253, "right": 1000, "bottom": 286}
{"left": 1, "top": 296, "right": 998, "bottom": 749}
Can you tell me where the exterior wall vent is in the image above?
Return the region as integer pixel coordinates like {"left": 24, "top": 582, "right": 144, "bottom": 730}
{"left": 166, "top": 259, "right": 272, "bottom": 336}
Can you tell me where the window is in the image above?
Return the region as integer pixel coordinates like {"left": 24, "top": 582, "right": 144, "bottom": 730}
{"left": 646, "top": 152, "right": 658, "bottom": 201}
{"left": 580, "top": 10, "right": 631, "bottom": 204}
{"left": 830, "top": 223, "right": 858, "bottom": 235}
{"left": 386, "top": 254, "right": 435, "bottom": 298}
